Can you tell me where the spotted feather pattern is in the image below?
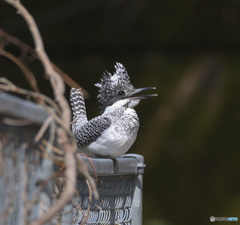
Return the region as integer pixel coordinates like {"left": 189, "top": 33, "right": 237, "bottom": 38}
{"left": 70, "top": 88, "right": 88, "bottom": 133}
{"left": 70, "top": 88, "right": 111, "bottom": 147}
{"left": 95, "top": 62, "right": 134, "bottom": 113}
{"left": 74, "top": 116, "right": 111, "bottom": 147}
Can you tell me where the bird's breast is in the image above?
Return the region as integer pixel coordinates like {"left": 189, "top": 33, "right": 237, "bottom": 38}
{"left": 82, "top": 110, "right": 139, "bottom": 158}
{"left": 111, "top": 108, "right": 139, "bottom": 134}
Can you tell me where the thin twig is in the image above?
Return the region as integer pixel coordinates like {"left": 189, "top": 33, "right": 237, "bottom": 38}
{"left": 80, "top": 153, "right": 98, "bottom": 182}
{"left": 80, "top": 179, "right": 92, "bottom": 225}
{"left": 0, "top": 78, "right": 61, "bottom": 115}
{"left": 30, "top": 128, "right": 76, "bottom": 225}
{"left": 41, "top": 139, "right": 64, "bottom": 155}
{"left": 2, "top": 2, "right": 94, "bottom": 225}
{"left": 0, "top": 28, "right": 36, "bottom": 56}
{"left": 0, "top": 28, "right": 89, "bottom": 97}
{"left": 4, "top": 0, "right": 70, "bottom": 125}
{"left": 76, "top": 155, "right": 99, "bottom": 199}
{"left": 34, "top": 116, "right": 53, "bottom": 143}
{"left": 0, "top": 78, "right": 73, "bottom": 134}
{"left": 0, "top": 48, "right": 40, "bottom": 93}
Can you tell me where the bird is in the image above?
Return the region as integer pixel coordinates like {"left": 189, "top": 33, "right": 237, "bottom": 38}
{"left": 70, "top": 62, "right": 157, "bottom": 158}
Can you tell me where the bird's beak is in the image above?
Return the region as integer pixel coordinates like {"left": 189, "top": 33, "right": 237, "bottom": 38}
{"left": 127, "top": 87, "right": 158, "bottom": 100}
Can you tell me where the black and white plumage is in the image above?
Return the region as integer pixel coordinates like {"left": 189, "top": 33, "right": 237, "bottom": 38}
{"left": 95, "top": 62, "right": 135, "bottom": 113}
{"left": 70, "top": 62, "right": 157, "bottom": 158}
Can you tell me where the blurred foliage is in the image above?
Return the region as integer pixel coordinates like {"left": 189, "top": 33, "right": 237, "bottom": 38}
{"left": 1, "top": 0, "right": 240, "bottom": 225}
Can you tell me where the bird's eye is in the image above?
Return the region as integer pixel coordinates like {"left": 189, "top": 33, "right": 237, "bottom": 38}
{"left": 117, "top": 90, "right": 125, "bottom": 96}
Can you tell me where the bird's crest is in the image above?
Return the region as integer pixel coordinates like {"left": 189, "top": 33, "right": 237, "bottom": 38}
{"left": 95, "top": 62, "right": 131, "bottom": 89}
{"left": 95, "top": 62, "right": 134, "bottom": 113}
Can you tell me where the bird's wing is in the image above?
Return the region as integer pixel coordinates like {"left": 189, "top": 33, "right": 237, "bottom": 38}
{"left": 70, "top": 88, "right": 88, "bottom": 132}
{"left": 73, "top": 116, "right": 111, "bottom": 147}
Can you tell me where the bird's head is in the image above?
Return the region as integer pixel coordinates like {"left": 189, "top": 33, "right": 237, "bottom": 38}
{"left": 95, "top": 62, "right": 157, "bottom": 113}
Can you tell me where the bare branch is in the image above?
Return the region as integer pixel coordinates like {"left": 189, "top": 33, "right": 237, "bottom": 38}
{"left": 76, "top": 154, "right": 99, "bottom": 199}
{"left": 0, "top": 28, "right": 89, "bottom": 97}
{"left": 34, "top": 116, "right": 53, "bottom": 143}
{"left": 0, "top": 48, "right": 40, "bottom": 93}
{"left": 80, "top": 180, "right": 92, "bottom": 225}
{"left": 1, "top": 2, "right": 94, "bottom": 225}
{"left": 0, "top": 78, "right": 61, "bottom": 116}
{"left": 30, "top": 128, "right": 76, "bottom": 225}
{"left": 4, "top": 0, "right": 70, "bottom": 125}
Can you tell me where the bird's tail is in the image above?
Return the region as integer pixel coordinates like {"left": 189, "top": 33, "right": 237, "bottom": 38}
{"left": 70, "top": 88, "right": 88, "bottom": 131}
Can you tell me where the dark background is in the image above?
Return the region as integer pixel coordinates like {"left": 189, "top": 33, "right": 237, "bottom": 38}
{"left": 1, "top": 1, "right": 240, "bottom": 224}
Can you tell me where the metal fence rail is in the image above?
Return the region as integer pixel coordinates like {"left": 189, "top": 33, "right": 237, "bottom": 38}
{"left": 67, "top": 154, "right": 144, "bottom": 225}
{"left": 0, "top": 92, "right": 54, "bottom": 225}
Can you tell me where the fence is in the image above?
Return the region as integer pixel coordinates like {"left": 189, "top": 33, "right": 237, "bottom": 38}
{"left": 0, "top": 92, "right": 144, "bottom": 225}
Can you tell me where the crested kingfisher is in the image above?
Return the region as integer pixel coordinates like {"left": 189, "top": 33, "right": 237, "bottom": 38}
{"left": 70, "top": 62, "right": 157, "bottom": 158}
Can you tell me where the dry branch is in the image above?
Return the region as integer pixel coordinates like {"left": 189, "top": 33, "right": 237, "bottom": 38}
{"left": 0, "top": 28, "right": 89, "bottom": 98}
{"left": 0, "top": 48, "right": 40, "bottom": 93}
{"left": 4, "top": 0, "right": 70, "bottom": 125}
{"left": 3, "top": 1, "right": 77, "bottom": 224}
{"left": 80, "top": 180, "right": 92, "bottom": 225}
{"left": 2, "top": 1, "right": 97, "bottom": 224}
{"left": 30, "top": 128, "right": 76, "bottom": 225}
